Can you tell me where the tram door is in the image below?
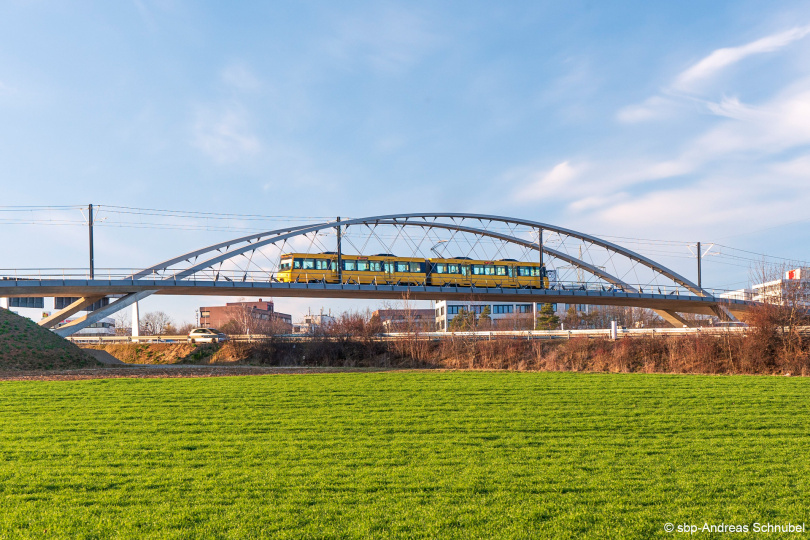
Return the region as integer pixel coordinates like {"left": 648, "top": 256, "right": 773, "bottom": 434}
{"left": 508, "top": 264, "right": 517, "bottom": 288}
{"left": 384, "top": 261, "right": 395, "bottom": 283}
{"left": 461, "top": 264, "right": 470, "bottom": 286}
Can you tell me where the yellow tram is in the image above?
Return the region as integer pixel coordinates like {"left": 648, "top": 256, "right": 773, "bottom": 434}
{"left": 277, "top": 253, "right": 550, "bottom": 288}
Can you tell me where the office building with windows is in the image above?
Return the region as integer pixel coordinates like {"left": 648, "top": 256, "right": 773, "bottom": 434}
{"left": 434, "top": 300, "right": 569, "bottom": 331}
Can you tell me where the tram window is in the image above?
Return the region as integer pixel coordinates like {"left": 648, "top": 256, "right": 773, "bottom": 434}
{"left": 370, "top": 261, "right": 382, "bottom": 272}
{"left": 448, "top": 264, "right": 459, "bottom": 274}
{"left": 280, "top": 259, "right": 292, "bottom": 270}
{"left": 302, "top": 259, "right": 315, "bottom": 270}
{"left": 357, "top": 261, "right": 369, "bottom": 271}
{"left": 293, "top": 259, "right": 302, "bottom": 269}
{"left": 396, "top": 261, "right": 409, "bottom": 272}
{"left": 343, "top": 260, "right": 356, "bottom": 271}
{"left": 496, "top": 266, "right": 507, "bottom": 276}
{"left": 484, "top": 266, "right": 496, "bottom": 275}
{"left": 315, "top": 259, "right": 331, "bottom": 270}
{"left": 410, "top": 262, "right": 422, "bottom": 273}
{"left": 518, "top": 266, "right": 532, "bottom": 277}
{"left": 435, "top": 263, "right": 446, "bottom": 274}
{"left": 384, "top": 262, "right": 393, "bottom": 272}
{"left": 531, "top": 267, "right": 540, "bottom": 277}
{"left": 472, "top": 264, "right": 484, "bottom": 275}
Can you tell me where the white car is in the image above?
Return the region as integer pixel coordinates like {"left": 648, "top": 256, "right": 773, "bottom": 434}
{"left": 187, "top": 328, "right": 229, "bottom": 343}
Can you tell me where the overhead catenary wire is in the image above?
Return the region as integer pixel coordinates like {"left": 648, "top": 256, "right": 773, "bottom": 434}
{"left": 1, "top": 205, "right": 806, "bottom": 270}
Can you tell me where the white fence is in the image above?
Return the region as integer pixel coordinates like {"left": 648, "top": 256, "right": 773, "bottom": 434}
{"left": 65, "top": 325, "right": 810, "bottom": 345}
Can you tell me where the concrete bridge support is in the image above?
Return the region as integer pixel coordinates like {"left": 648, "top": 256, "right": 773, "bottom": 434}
{"left": 132, "top": 301, "right": 140, "bottom": 337}
{"left": 54, "top": 291, "right": 157, "bottom": 338}
{"left": 38, "top": 295, "right": 106, "bottom": 329}
{"left": 655, "top": 310, "right": 691, "bottom": 328}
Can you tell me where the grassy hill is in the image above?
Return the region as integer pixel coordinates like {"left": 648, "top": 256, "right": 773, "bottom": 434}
{"left": 0, "top": 308, "right": 101, "bottom": 370}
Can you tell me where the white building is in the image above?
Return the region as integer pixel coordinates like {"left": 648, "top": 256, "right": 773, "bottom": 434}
{"left": 293, "top": 313, "right": 337, "bottom": 334}
{"left": 751, "top": 268, "right": 810, "bottom": 306}
{"left": 719, "top": 289, "right": 753, "bottom": 301}
{"left": 718, "top": 268, "right": 808, "bottom": 307}
{"left": 434, "top": 300, "right": 569, "bottom": 331}
{"left": 0, "top": 296, "right": 116, "bottom": 336}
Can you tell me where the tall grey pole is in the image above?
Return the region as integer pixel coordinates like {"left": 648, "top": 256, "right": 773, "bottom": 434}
{"left": 88, "top": 204, "right": 94, "bottom": 279}
{"left": 538, "top": 228, "right": 544, "bottom": 290}
{"left": 697, "top": 241, "right": 702, "bottom": 289}
{"left": 336, "top": 216, "right": 342, "bottom": 284}
{"left": 538, "top": 228, "right": 544, "bottom": 266}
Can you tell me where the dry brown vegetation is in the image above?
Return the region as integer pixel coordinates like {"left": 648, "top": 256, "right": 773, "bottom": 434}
{"left": 86, "top": 301, "right": 810, "bottom": 376}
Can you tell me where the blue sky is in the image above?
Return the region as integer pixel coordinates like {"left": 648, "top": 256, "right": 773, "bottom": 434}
{"left": 2, "top": 1, "right": 810, "bottom": 322}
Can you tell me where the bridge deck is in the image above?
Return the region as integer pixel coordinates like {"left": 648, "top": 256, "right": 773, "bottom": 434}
{"left": 0, "top": 279, "right": 749, "bottom": 317}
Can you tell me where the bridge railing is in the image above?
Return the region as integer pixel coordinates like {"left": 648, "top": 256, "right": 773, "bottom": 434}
{"left": 0, "top": 267, "right": 745, "bottom": 299}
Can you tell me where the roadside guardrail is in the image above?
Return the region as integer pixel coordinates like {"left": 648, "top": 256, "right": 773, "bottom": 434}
{"left": 67, "top": 326, "right": 810, "bottom": 344}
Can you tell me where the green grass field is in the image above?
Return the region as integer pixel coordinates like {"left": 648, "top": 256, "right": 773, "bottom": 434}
{"left": 1, "top": 372, "right": 808, "bottom": 539}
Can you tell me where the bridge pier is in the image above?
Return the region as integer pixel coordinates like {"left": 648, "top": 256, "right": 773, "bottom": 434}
{"left": 655, "top": 309, "right": 691, "bottom": 328}
{"left": 54, "top": 290, "right": 157, "bottom": 337}
{"left": 711, "top": 304, "right": 739, "bottom": 323}
{"left": 38, "top": 295, "right": 106, "bottom": 329}
{"left": 132, "top": 301, "right": 140, "bottom": 337}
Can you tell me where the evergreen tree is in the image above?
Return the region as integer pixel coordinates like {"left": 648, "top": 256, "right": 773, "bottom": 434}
{"left": 448, "top": 308, "right": 477, "bottom": 331}
{"left": 479, "top": 306, "right": 492, "bottom": 329}
{"left": 535, "top": 303, "right": 560, "bottom": 330}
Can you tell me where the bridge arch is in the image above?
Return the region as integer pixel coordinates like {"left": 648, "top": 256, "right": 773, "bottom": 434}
{"left": 42, "top": 213, "right": 736, "bottom": 336}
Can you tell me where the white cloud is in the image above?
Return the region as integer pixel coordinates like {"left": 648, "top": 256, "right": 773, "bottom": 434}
{"left": 221, "top": 62, "right": 261, "bottom": 92}
{"left": 325, "top": 6, "right": 438, "bottom": 74}
{"left": 589, "top": 165, "right": 810, "bottom": 239}
{"left": 618, "top": 25, "right": 810, "bottom": 124}
{"left": 192, "top": 105, "right": 260, "bottom": 164}
{"left": 514, "top": 161, "right": 583, "bottom": 201}
{"left": 616, "top": 96, "right": 676, "bottom": 123}
{"left": 0, "top": 80, "right": 16, "bottom": 96}
{"left": 509, "top": 79, "right": 810, "bottom": 236}
{"left": 511, "top": 157, "right": 695, "bottom": 210}
{"left": 674, "top": 25, "right": 810, "bottom": 91}
{"left": 704, "top": 95, "right": 756, "bottom": 119}
{"left": 686, "top": 86, "right": 810, "bottom": 159}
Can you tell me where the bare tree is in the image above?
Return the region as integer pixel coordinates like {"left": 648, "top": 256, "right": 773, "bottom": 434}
{"left": 746, "top": 260, "right": 810, "bottom": 367}
{"left": 177, "top": 321, "right": 195, "bottom": 335}
{"left": 224, "top": 303, "right": 259, "bottom": 335}
{"left": 141, "top": 311, "right": 175, "bottom": 335}
{"left": 221, "top": 301, "right": 283, "bottom": 337}
{"left": 113, "top": 310, "right": 131, "bottom": 336}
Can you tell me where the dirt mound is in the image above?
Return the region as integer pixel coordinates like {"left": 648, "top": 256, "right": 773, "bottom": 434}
{"left": 82, "top": 349, "right": 126, "bottom": 365}
{"left": 85, "top": 342, "right": 220, "bottom": 364}
{"left": 0, "top": 308, "right": 101, "bottom": 370}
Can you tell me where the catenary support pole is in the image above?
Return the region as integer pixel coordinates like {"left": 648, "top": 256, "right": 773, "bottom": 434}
{"left": 697, "top": 241, "right": 701, "bottom": 289}
{"left": 538, "top": 228, "right": 544, "bottom": 290}
{"left": 538, "top": 228, "right": 543, "bottom": 267}
{"left": 88, "top": 204, "right": 94, "bottom": 279}
{"left": 336, "top": 216, "right": 342, "bottom": 284}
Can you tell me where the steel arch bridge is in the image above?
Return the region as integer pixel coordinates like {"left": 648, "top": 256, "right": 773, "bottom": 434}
{"left": 0, "top": 213, "right": 749, "bottom": 336}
